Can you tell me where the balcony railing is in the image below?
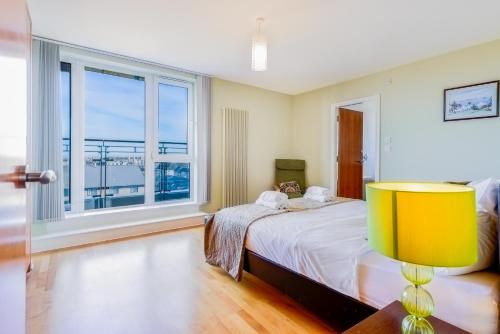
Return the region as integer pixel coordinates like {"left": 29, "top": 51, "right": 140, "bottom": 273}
{"left": 83, "top": 138, "right": 188, "bottom": 156}
{"left": 62, "top": 138, "right": 189, "bottom": 210}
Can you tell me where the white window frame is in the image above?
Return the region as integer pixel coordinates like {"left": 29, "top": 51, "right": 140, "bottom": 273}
{"left": 60, "top": 48, "right": 198, "bottom": 216}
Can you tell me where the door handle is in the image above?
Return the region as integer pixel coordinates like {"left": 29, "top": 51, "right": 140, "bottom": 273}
{"left": 26, "top": 170, "right": 57, "bottom": 184}
{"left": 0, "top": 165, "right": 57, "bottom": 189}
{"left": 357, "top": 154, "right": 368, "bottom": 165}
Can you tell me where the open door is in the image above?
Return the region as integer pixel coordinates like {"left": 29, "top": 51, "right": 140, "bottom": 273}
{"left": 0, "top": 1, "right": 31, "bottom": 332}
{"left": 337, "top": 108, "right": 363, "bottom": 199}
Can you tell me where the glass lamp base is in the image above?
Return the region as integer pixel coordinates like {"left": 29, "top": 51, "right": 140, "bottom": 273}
{"left": 400, "top": 262, "right": 435, "bottom": 334}
{"left": 402, "top": 315, "right": 434, "bottom": 334}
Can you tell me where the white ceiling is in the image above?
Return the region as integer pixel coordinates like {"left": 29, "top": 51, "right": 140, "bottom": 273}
{"left": 27, "top": 0, "right": 500, "bottom": 95}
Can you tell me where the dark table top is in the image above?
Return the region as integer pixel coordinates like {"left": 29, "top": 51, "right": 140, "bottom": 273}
{"left": 342, "top": 300, "right": 471, "bottom": 334}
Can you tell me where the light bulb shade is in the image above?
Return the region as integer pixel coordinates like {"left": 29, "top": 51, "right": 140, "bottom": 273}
{"left": 366, "top": 182, "right": 478, "bottom": 267}
{"left": 252, "top": 33, "right": 267, "bottom": 71}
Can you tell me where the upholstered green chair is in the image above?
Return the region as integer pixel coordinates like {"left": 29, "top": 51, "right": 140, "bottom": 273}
{"left": 274, "top": 159, "right": 306, "bottom": 198}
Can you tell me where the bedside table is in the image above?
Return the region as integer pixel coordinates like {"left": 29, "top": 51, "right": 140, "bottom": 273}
{"left": 342, "top": 301, "right": 471, "bottom": 334}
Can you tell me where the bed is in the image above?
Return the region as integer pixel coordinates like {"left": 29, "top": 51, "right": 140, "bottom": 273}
{"left": 242, "top": 197, "right": 500, "bottom": 333}
{"left": 206, "top": 190, "right": 500, "bottom": 333}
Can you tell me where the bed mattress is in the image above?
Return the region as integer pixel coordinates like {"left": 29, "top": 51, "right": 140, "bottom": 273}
{"left": 357, "top": 251, "right": 500, "bottom": 334}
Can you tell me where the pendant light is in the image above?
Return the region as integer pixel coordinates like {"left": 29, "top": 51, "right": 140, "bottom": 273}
{"left": 252, "top": 18, "right": 267, "bottom": 71}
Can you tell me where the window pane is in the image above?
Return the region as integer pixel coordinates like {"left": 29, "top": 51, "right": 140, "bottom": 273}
{"left": 158, "top": 83, "right": 188, "bottom": 154}
{"left": 155, "top": 162, "right": 190, "bottom": 202}
{"left": 84, "top": 67, "right": 145, "bottom": 210}
{"left": 61, "top": 62, "right": 71, "bottom": 211}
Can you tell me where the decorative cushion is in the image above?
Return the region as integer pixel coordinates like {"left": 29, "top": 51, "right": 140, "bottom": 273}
{"left": 279, "top": 181, "right": 302, "bottom": 199}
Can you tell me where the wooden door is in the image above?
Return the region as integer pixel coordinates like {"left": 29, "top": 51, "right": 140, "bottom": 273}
{"left": 0, "top": 0, "right": 31, "bottom": 333}
{"left": 337, "top": 108, "right": 363, "bottom": 199}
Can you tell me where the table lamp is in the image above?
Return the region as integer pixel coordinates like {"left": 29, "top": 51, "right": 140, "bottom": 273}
{"left": 366, "top": 182, "right": 477, "bottom": 334}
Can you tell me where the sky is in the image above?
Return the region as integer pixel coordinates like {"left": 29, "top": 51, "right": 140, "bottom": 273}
{"left": 61, "top": 69, "right": 188, "bottom": 143}
{"left": 158, "top": 83, "right": 188, "bottom": 144}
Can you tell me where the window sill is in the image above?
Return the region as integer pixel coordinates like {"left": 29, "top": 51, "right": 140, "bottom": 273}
{"left": 64, "top": 199, "right": 198, "bottom": 219}
{"left": 32, "top": 202, "right": 206, "bottom": 252}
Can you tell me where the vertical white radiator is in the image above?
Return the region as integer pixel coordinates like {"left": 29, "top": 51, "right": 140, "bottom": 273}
{"left": 222, "top": 108, "right": 248, "bottom": 208}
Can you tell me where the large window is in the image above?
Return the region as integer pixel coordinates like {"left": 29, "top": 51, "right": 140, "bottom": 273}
{"left": 61, "top": 56, "right": 196, "bottom": 214}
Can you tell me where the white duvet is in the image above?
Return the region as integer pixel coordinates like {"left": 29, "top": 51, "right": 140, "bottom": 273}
{"left": 245, "top": 200, "right": 370, "bottom": 298}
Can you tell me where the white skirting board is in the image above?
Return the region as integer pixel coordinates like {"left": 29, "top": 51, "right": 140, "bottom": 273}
{"left": 32, "top": 213, "right": 205, "bottom": 253}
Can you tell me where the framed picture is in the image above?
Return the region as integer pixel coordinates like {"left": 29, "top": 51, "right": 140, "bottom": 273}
{"left": 443, "top": 81, "right": 499, "bottom": 121}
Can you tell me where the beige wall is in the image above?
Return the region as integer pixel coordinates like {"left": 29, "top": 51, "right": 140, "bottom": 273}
{"left": 291, "top": 39, "right": 500, "bottom": 188}
{"left": 203, "top": 78, "right": 293, "bottom": 212}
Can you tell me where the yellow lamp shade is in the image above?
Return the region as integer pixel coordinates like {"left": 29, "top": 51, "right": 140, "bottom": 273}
{"left": 366, "top": 182, "right": 478, "bottom": 267}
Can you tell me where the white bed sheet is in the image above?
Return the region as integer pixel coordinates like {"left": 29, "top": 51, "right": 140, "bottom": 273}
{"left": 246, "top": 200, "right": 370, "bottom": 298}
{"left": 358, "top": 251, "right": 500, "bottom": 334}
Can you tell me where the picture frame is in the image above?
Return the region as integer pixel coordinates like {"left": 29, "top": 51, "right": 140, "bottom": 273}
{"left": 443, "top": 81, "right": 499, "bottom": 122}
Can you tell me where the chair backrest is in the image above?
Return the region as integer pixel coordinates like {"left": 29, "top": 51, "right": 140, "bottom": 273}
{"left": 275, "top": 159, "right": 306, "bottom": 195}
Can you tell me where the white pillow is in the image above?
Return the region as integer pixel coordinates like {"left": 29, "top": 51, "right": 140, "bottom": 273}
{"left": 303, "top": 193, "right": 334, "bottom": 202}
{"left": 305, "top": 186, "right": 331, "bottom": 196}
{"left": 257, "top": 191, "right": 288, "bottom": 203}
{"left": 435, "top": 211, "right": 498, "bottom": 275}
{"left": 468, "top": 178, "right": 498, "bottom": 218}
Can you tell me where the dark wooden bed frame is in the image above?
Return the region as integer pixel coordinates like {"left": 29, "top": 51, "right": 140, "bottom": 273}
{"left": 243, "top": 249, "right": 377, "bottom": 331}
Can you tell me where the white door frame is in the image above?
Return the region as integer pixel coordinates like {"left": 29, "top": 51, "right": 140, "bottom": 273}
{"left": 330, "top": 94, "right": 381, "bottom": 195}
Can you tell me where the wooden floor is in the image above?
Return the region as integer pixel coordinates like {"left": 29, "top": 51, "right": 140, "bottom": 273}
{"left": 27, "top": 227, "right": 335, "bottom": 334}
